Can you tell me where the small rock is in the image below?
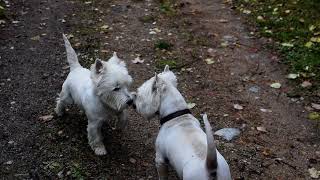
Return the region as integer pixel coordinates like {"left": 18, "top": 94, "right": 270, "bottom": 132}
{"left": 301, "top": 81, "right": 312, "bottom": 88}
{"left": 8, "top": 140, "right": 14, "bottom": 144}
{"left": 214, "top": 128, "right": 240, "bottom": 141}
{"left": 233, "top": 104, "right": 243, "bottom": 110}
{"left": 129, "top": 158, "right": 136, "bottom": 164}
{"left": 58, "top": 130, "right": 63, "bottom": 135}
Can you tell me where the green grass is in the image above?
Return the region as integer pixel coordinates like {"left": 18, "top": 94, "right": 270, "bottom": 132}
{"left": 156, "top": 59, "right": 177, "bottom": 69}
{"left": 158, "top": 0, "right": 176, "bottom": 16}
{"left": 234, "top": 0, "right": 320, "bottom": 84}
{"left": 0, "top": 0, "right": 6, "bottom": 19}
{"left": 155, "top": 40, "right": 173, "bottom": 50}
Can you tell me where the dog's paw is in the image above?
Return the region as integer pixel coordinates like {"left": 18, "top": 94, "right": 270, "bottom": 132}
{"left": 94, "top": 146, "right": 107, "bottom": 156}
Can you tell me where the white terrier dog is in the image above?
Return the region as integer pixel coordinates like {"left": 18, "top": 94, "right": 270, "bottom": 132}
{"left": 55, "top": 34, "right": 133, "bottom": 155}
{"left": 133, "top": 65, "right": 231, "bottom": 180}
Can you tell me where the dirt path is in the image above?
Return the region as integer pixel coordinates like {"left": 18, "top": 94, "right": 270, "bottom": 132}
{"left": 0, "top": 0, "right": 319, "bottom": 179}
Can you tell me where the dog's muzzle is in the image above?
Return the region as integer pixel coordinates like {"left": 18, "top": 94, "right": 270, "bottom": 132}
{"left": 126, "top": 99, "right": 133, "bottom": 106}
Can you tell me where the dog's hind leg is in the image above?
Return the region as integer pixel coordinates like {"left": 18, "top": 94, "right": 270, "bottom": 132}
{"left": 87, "top": 119, "right": 107, "bottom": 155}
{"left": 155, "top": 152, "right": 168, "bottom": 180}
{"left": 55, "top": 83, "right": 73, "bottom": 116}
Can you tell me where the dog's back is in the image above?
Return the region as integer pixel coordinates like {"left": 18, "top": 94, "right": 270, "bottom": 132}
{"left": 156, "top": 114, "right": 231, "bottom": 180}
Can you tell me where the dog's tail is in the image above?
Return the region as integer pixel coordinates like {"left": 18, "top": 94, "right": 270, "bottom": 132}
{"left": 203, "top": 113, "right": 218, "bottom": 178}
{"left": 62, "top": 34, "right": 81, "bottom": 71}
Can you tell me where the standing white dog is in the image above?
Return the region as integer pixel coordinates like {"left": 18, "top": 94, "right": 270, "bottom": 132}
{"left": 133, "top": 65, "right": 231, "bottom": 180}
{"left": 55, "top": 34, "right": 133, "bottom": 155}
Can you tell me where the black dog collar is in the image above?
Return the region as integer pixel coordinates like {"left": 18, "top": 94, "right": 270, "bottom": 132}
{"left": 160, "top": 109, "right": 191, "bottom": 126}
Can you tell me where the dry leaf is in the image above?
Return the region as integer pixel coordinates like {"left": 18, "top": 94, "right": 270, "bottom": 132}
{"left": 205, "top": 58, "right": 215, "bottom": 65}
{"left": 187, "top": 103, "right": 196, "bottom": 109}
{"left": 257, "top": 126, "right": 267, "bottom": 132}
{"left": 39, "top": 115, "right": 53, "bottom": 122}
{"left": 131, "top": 57, "right": 144, "bottom": 64}
{"left": 311, "top": 103, "right": 320, "bottom": 110}
{"left": 270, "top": 82, "right": 281, "bottom": 89}
{"left": 233, "top": 104, "right": 243, "bottom": 110}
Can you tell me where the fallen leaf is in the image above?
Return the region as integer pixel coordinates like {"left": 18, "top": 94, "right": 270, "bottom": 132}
{"left": 61, "top": 19, "right": 66, "bottom": 23}
{"left": 309, "top": 25, "right": 316, "bottom": 31}
{"left": 257, "top": 16, "right": 264, "bottom": 21}
{"left": 270, "top": 82, "right": 281, "bottom": 89}
{"left": 218, "top": 19, "right": 228, "bottom": 23}
{"left": 233, "top": 104, "right": 243, "bottom": 110}
{"left": 260, "top": 108, "right": 272, "bottom": 113}
{"left": 311, "top": 103, "right": 320, "bottom": 110}
{"left": 242, "top": 9, "right": 251, "bottom": 14}
{"left": 129, "top": 158, "right": 136, "bottom": 164}
{"left": 30, "top": 35, "right": 41, "bottom": 41}
{"left": 39, "top": 115, "right": 53, "bottom": 122}
{"left": 214, "top": 128, "right": 240, "bottom": 141}
{"left": 308, "top": 168, "right": 320, "bottom": 179}
{"left": 281, "top": 43, "right": 294, "bottom": 47}
{"left": 285, "top": 10, "right": 291, "bottom": 13}
{"left": 301, "top": 81, "right": 312, "bottom": 88}
{"left": 262, "top": 148, "right": 271, "bottom": 156}
{"left": 220, "top": 42, "right": 228, "bottom": 47}
{"left": 187, "top": 103, "right": 196, "bottom": 109}
{"left": 204, "top": 58, "right": 215, "bottom": 65}
{"left": 100, "top": 25, "right": 109, "bottom": 29}
{"left": 4, "top": 160, "right": 13, "bottom": 165}
{"left": 131, "top": 57, "right": 144, "bottom": 64}
{"left": 305, "top": 41, "right": 313, "bottom": 48}
{"left": 256, "top": 126, "right": 267, "bottom": 132}
{"left": 0, "top": 20, "right": 6, "bottom": 24}
{"left": 287, "top": 73, "right": 299, "bottom": 79}
{"left": 310, "top": 37, "right": 320, "bottom": 43}
{"left": 12, "top": 21, "right": 19, "bottom": 24}
{"left": 100, "top": 50, "right": 108, "bottom": 53}
{"left": 308, "top": 112, "right": 320, "bottom": 121}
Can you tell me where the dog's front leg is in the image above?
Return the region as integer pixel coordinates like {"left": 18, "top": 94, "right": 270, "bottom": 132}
{"left": 87, "top": 119, "right": 107, "bottom": 155}
{"left": 116, "top": 109, "right": 128, "bottom": 130}
{"left": 155, "top": 152, "right": 168, "bottom": 180}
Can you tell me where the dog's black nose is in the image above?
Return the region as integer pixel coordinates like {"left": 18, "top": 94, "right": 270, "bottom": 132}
{"left": 127, "top": 99, "right": 133, "bottom": 106}
{"left": 132, "top": 103, "right": 136, "bottom": 109}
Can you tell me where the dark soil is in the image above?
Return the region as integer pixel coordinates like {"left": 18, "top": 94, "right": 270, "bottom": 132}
{"left": 0, "top": 0, "right": 319, "bottom": 179}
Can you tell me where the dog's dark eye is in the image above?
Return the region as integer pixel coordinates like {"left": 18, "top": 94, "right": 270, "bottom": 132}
{"left": 113, "top": 87, "right": 121, "bottom": 91}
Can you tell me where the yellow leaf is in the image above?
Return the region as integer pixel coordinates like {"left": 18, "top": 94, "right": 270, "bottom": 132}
{"left": 309, "top": 25, "right": 316, "bottom": 31}
{"left": 305, "top": 41, "right": 313, "bottom": 48}
{"left": 310, "top": 37, "right": 320, "bottom": 43}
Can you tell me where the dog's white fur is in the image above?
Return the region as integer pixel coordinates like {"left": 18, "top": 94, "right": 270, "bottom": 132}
{"left": 133, "top": 66, "right": 231, "bottom": 180}
{"left": 55, "top": 34, "right": 133, "bottom": 155}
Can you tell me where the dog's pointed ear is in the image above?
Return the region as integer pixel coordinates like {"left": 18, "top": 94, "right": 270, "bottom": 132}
{"left": 109, "top": 52, "right": 126, "bottom": 67}
{"left": 164, "top": 65, "right": 170, "bottom": 72}
{"left": 152, "top": 73, "right": 159, "bottom": 92}
{"left": 95, "top": 59, "right": 104, "bottom": 74}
